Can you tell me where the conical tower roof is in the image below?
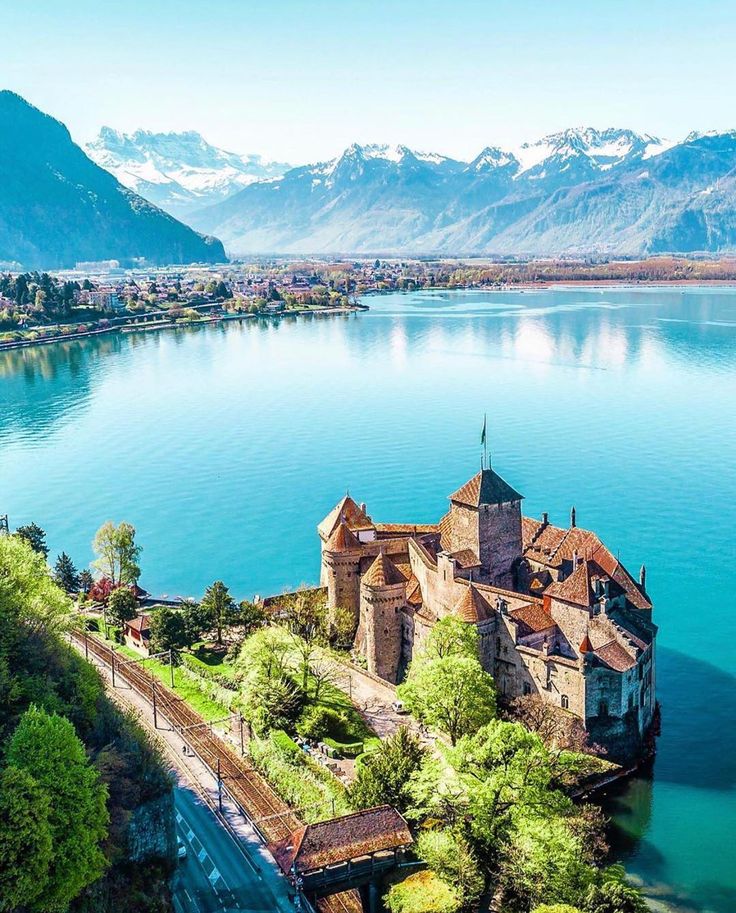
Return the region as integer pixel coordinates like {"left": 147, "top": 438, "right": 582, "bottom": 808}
{"left": 362, "top": 552, "right": 407, "bottom": 588}
{"left": 449, "top": 468, "right": 523, "bottom": 508}
{"left": 579, "top": 634, "right": 593, "bottom": 654}
{"left": 454, "top": 584, "right": 490, "bottom": 623}
{"left": 325, "top": 520, "right": 360, "bottom": 552}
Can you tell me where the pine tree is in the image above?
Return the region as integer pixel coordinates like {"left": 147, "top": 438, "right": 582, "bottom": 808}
{"left": 53, "top": 552, "right": 80, "bottom": 593}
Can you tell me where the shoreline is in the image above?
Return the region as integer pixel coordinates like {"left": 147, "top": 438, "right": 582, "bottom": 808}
{"left": 0, "top": 304, "right": 365, "bottom": 353}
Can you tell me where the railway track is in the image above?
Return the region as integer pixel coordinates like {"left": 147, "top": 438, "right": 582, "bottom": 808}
{"left": 72, "top": 631, "right": 301, "bottom": 843}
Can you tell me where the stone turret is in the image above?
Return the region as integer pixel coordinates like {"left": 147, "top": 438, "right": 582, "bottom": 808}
{"left": 359, "top": 552, "right": 406, "bottom": 683}
{"left": 444, "top": 467, "right": 524, "bottom": 588}
{"left": 322, "top": 520, "right": 362, "bottom": 621}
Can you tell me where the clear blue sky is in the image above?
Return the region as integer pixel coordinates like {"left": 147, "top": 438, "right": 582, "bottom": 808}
{"left": 4, "top": 0, "right": 736, "bottom": 164}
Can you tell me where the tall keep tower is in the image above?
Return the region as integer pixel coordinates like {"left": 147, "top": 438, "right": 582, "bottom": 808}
{"left": 444, "top": 467, "right": 523, "bottom": 589}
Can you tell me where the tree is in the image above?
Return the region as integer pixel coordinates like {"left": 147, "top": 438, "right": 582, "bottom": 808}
{"left": 510, "top": 695, "right": 591, "bottom": 754}
{"left": 416, "top": 829, "right": 484, "bottom": 909}
{"left": 92, "top": 521, "right": 141, "bottom": 586}
{"left": 53, "top": 552, "right": 80, "bottom": 593}
{"left": 237, "top": 599, "right": 267, "bottom": 638}
{"left": 200, "top": 580, "right": 237, "bottom": 644}
{"left": 235, "top": 626, "right": 294, "bottom": 684}
{"left": 446, "top": 721, "right": 572, "bottom": 851}
{"left": 0, "top": 534, "right": 71, "bottom": 641}
{"left": 78, "top": 569, "right": 94, "bottom": 593}
{"left": 328, "top": 605, "right": 357, "bottom": 649}
{"left": 423, "top": 616, "right": 480, "bottom": 661}
{"left": 149, "top": 606, "right": 188, "bottom": 652}
{"left": 583, "top": 868, "right": 648, "bottom": 913}
{"left": 349, "top": 727, "right": 426, "bottom": 812}
{"left": 7, "top": 706, "right": 109, "bottom": 912}
{"left": 106, "top": 586, "right": 139, "bottom": 627}
{"left": 398, "top": 654, "right": 496, "bottom": 745}
{"left": 15, "top": 522, "right": 49, "bottom": 559}
{"left": 0, "top": 766, "right": 53, "bottom": 912}
{"left": 181, "top": 599, "right": 211, "bottom": 644}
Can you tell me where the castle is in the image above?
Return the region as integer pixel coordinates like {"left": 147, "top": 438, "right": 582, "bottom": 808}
{"left": 319, "top": 464, "right": 657, "bottom": 760}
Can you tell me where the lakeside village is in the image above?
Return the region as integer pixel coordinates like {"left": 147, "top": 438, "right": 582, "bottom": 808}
{"left": 4, "top": 253, "right": 736, "bottom": 349}
{"left": 0, "top": 459, "right": 656, "bottom": 913}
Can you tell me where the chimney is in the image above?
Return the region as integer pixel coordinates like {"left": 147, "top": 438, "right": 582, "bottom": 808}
{"left": 360, "top": 502, "right": 367, "bottom": 514}
{"left": 639, "top": 564, "right": 647, "bottom": 590}
{"left": 541, "top": 511, "right": 549, "bottom": 526}
{"left": 570, "top": 506, "right": 576, "bottom": 528}
{"left": 572, "top": 548, "right": 578, "bottom": 569}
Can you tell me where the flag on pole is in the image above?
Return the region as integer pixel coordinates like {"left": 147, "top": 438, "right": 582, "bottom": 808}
{"left": 480, "top": 414, "right": 487, "bottom": 447}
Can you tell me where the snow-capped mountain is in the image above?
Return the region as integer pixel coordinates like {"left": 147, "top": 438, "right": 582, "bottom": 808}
{"left": 86, "top": 128, "right": 291, "bottom": 218}
{"left": 185, "top": 127, "right": 736, "bottom": 257}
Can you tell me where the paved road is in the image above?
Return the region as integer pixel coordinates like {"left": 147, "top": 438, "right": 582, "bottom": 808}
{"left": 172, "top": 784, "right": 285, "bottom": 913}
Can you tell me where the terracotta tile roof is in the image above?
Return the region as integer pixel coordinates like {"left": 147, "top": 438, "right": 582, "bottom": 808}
{"left": 318, "top": 496, "right": 373, "bottom": 539}
{"left": 449, "top": 548, "right": 481, "bottom": 568}
{"left": 362, "top": 552, "right": 407, "bottom": 588}
{"left": 449, "top": 468, "right": 524, "bottom": 508}
{"left": 325, "top": 520, "right": 361, "bottom": 552}
{"left": 272, "top": 806, "right": 412, "bottom": 875}
{"left": 579, "top": 634, "right": 593, "bottom": 653}
{"left": 454, "top": 585, "right": 491, "bottom": 623}
{"left": 508, "top": 602, "right": 556, "bottom": 634}
{"left": 405, "top": 576, "right": 423, "bottom": 607}
{"left": 595, "top": 640, "right": 637, "bottom": 672}
{"left": 438, "top": 512, "right": 454, "bottom": 551}
{"left": 374, "top": 523, "right": 438, "bottom": 535}
{"left": 125, "top": 614, "right": 151, "bottom": 634}
{"left": 318, "top": 891, "right": 364, "bottom": 913}
{"left": 546, "top": 559, "right": 601, "bottom": 608}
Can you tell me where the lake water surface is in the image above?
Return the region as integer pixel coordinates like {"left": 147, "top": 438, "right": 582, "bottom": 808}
{"left": 2, "top": 287, "right": 735, "bottom": 912}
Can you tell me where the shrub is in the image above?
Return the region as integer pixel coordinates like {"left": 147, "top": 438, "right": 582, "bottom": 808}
{"left": 417, "top": 830, "right": 484, "bottom": 907}
{"left": 271, "top": 729, "right": 302, "bottom": 760}
{"left": 385, "top": 871, "right": 461, "bottom": 913}
{"left": 296, "top": 706, "right": 349, "bottom": 742}
{"left": 323, "top": 737, "right": 363, "bottom": 758}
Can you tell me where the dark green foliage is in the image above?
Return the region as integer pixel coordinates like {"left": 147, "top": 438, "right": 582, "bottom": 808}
{"left": 0, "top": 765, "right": 53, "bottom": 912}
{"left": 106, "top": 586, "right": 139, "bottom": 626}
{"left": 54, "top": 551, "right": 80, "bottom": 592}
{"left": 15, "top": 522, "right": 49, "bottom": 559}
{"left": 149, "top": 605, "right": 188, "bottom": 652}
{"left": 182, "top": 598, "right": 215, "bottom": 644}
{"left": 7, "top": 706, "right": 109, "bottom": 912}
{"left": 296, "top": 705, "right": 350, "bottom": 742}
{"left": 237, "top": 599, "right": 268, "bottom": 637}
{"left": 584, "top": 868, "right": 648, "bottom": 913}
{"left": 271, "top": 728, "right": 303, "bottom": 760}
{"left": 200, "top": 580, "right": 237, "bottom": 644}
{"left": 349, "top": 727, "right": 425, "bottom": 813}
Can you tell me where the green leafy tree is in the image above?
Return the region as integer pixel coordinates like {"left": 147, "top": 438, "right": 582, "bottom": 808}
{"left": 200, "top": 580, "right": 237, "bottom": 644}
{"left": 92, "top": 521, "right": 141, "bottom": 586}
{"left": 149, "top": 606, "right": 188, "bottom": 652}
{"left": 15, "top": 522, "right": 49, "bottom": 559}
{"left": 398, "top": 654, "right": 496, "bottom": 745}
{"left": 350, "top": 727, "right": 426, "bottom": 812}
{"left": 53, "top": 552, "right": 80, "bottom": 592}
{"left": 181, "top": 599, "right": 211, "bottom": 644}
{"left": 416, "top": 829, "right": 484, "bottom": 909}
{"left": 237, "top": 599, "right": 267, "bottom": 637}
{"left": 447, "top": 721, "right": 572, "bottom": 851}
{"left": 0, "top": 766, "right": 53, "bottom": 911}
{"left": 328, "top": 605, "right": 358, "bottom": 649}
{"left": 78, "top": 569, "right": 94, "bottom": 593}
{"left": 0, "top": 534, "right": 71, "bottom": 641}
{"left": 106, "top": 586, "right": 139, "bottom": 627}
{"left": 7, "top": 706, "right": 109, "bottom": 912}
{"left": 533, "top": 906, "right": 584, "bottom": 913}
{"left": 584, "top": 867, "right": 648, "bottom": 913}
{"left": 235, "top": 626, "right": 294, "bottom": 684}
{"left": 423, "top": 615, "right": 480, "bottom": 660}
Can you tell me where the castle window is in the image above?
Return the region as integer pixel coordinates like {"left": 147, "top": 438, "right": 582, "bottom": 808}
{"left": 598, "top": 700, "right": 609, "bottom": 717}
{"left": 523, "top": 682, "right": 532, "bottom": 695}
{"left": 561, "top": 695, "right": 569, "bottom": 709}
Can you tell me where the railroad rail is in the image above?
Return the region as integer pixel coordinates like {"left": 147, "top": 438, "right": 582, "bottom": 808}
{"left": 71, "top": 630, "right": 301, "bottom": 843}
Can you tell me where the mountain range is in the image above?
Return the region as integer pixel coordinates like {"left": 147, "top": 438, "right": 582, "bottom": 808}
{"left": 0, "top": 92, "right": 224, "bottom": 270}
{"left": 86, "top": 129, "right": 290, "bottom": 219}
{"left": 181, "top": 128, "right": 736, "bottom": 257}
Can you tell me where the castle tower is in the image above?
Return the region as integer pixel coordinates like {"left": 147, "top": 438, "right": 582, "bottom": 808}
{"left": 444, "top": 468, "right": 523, "bottom": 589}
{"left": 359, "top": 552, "right": 406, "bottom": 684}
{"left": 322, "top": 520, "right": 362, "bottom": 621}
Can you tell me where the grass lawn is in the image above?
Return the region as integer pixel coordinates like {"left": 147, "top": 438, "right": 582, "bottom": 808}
{"left": 187, "top": 644, "right": 238, "bottom": 680}
{"left": 95, "top": 629, "right": 231, "bottom": 722}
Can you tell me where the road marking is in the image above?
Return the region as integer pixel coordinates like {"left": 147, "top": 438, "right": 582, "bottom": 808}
{"left": 208, "top": 867, "right": 221, "bottom": 884}
{"left": 197, "top": 848, "right": 207, "bottom": 863}
{"left": 186, "top": 829, "right": 194, "bottom": 841}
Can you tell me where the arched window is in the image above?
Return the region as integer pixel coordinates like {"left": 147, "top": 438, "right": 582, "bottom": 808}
{"left": 561, "top": 694, "right": 569, "bottom": 709}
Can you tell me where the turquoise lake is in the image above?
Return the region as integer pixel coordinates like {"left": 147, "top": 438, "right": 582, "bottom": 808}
{"left": 1, "top": 286, "right": 735, "bottom": 912}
